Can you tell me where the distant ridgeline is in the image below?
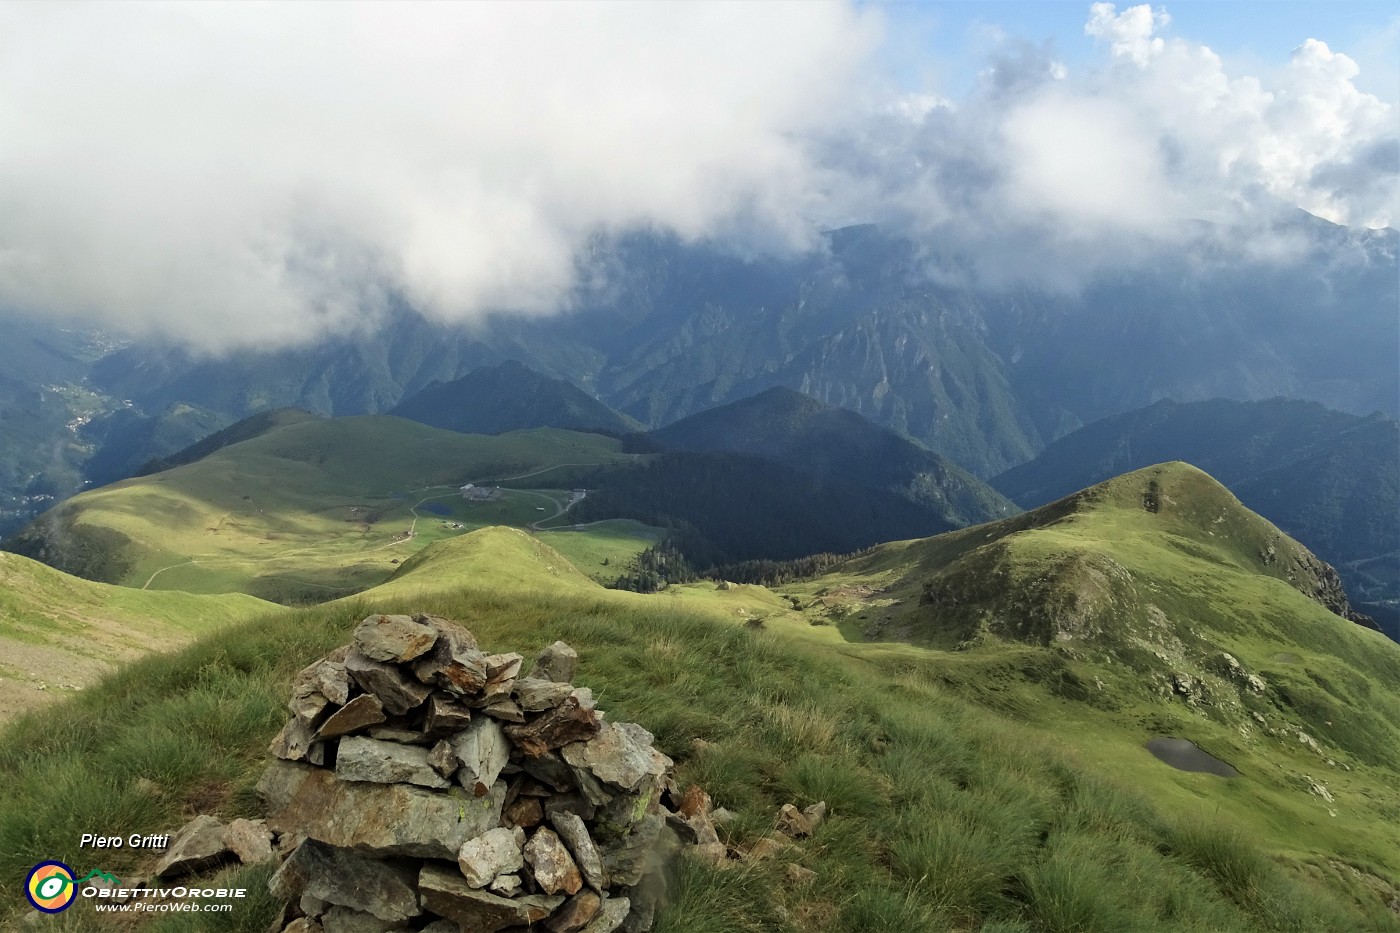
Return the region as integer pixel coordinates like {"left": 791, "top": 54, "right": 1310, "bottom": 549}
{"left": 1, "top": 210, "right": 1391, "bottom": 541}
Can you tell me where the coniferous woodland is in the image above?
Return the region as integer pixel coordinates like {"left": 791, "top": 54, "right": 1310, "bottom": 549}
{"left": 571, "top": 452, "right": 948, "bottom": 590}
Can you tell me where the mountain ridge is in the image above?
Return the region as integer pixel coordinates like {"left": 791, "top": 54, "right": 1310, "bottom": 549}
{"left": 389, "top": 359, "right": 639, "bottom": 436}
{"left": 650, "top": 385, "right": 1017, "bottom": 528}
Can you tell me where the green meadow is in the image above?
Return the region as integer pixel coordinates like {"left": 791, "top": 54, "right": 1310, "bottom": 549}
{"left": 2, "top": 515, "right": 1398, "bottom": 930}
{"left": 9, "top": 418, "right": 657, "bottom": 603}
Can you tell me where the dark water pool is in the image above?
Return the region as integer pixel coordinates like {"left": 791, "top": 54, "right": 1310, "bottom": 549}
{"left": 1146, "top": 737, "right": 1239, "bottom": 777}
{"left": 421, "top": 503, "right": 451, "bottom": 516}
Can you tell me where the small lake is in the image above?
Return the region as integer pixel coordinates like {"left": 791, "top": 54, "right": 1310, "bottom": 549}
{"left": 421, "top": 503, "right": 452, "bottom": 516}
{"left": 1146, "top": 737, "right": 1239, "bottom": 778}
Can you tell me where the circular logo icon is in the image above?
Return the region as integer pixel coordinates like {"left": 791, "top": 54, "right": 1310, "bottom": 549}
{"left": 25, "top": 861, "right": 77, "bottom": 913}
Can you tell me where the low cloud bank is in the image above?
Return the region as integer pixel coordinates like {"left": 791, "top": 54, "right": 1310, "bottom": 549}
{"left": 0, "top": 3, "right": 1391, "bottom": 349}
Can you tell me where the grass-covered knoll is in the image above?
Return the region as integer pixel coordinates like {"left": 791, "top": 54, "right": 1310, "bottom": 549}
{"left": 992, "top": 398, "right": 1400, "bottom": 617}
{"left": 0, "top": 551, "right": 269, "bottom": 723}
{"left": 3, "top": 417, "right": 639, "bottom": 602}
{"left": 3, "top": 527, "right": 1399, "bottom": 931}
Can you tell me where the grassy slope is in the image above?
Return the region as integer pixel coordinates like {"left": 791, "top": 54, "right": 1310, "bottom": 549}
{"left": 5, "top": 418, "right": 645, "bottom": 602}
{"left": 2, "top": 522, "right": 1398, "bottom": 931}
{"left": 0, "top": 551, "right": 269, "bottom": 723}
{"left": 778, "top": 463, "right": 1400, "bottom": 899}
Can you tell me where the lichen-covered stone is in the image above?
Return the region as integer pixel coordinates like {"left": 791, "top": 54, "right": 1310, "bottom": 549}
{"left": 524, "top": 827, "right": 583, "bottom": 896}
{"left": 457, "top": 826, "right": 526, "bottom": 889}
{"left": 600, "top": 814, "right": 664, "bottom": 887}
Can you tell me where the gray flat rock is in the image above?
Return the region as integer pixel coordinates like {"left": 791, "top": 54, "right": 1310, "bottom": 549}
{"left": 293, "top": 656, "right": 352, "bottom": 706}
{"left": 259, "top": 760, "right": 503, "bottom": 860}
{"left": 336, "top": 736, "right": 451, "bottom": 789}
{"left": 353, "top": 614, "right": 439, "bottom": 664}
{"left": 419, "top": 863, "right": 563, "bottom": 932}
{"left": 550, "top": 810, "right": 607, "bottom": 892}
{"left": 296, "top": 839, "right": 420, "bottom": 923}
{"left": 532, "top": 641, "right": 578, "bottom": 683}
{"left": 319, "top": 905, "right": 406, "bottom": 933}
{"left": 561, "top": 721, "right": 664, "bottom": 792}
{"left": 345, "top": 653, "right": 431, "bottom": 716}
{"left": 317, "top": 694, "right": 387, "bottom": 740}
{"left": 514, "top": 677, "right": 575, "bottom": 712}
{"left": 453, "top": 716, "right": 510, "bottom": 796}
{"left": 270, "top": 715, "right": 317, "bottom": 762}
{"left": 155, "top": 814, "right": 230, "bottom": 878}
{"left": 581, "top": 895, "right": 630, "bottom": 933}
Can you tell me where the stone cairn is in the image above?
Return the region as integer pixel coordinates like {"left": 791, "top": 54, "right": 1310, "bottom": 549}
{"left": 259, "top": 613, "right": 724, "bottom": 933}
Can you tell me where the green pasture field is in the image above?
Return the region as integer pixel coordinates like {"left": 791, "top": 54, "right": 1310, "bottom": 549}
{"left": 1, "top": 525, "right": 1397, "bottom": 930}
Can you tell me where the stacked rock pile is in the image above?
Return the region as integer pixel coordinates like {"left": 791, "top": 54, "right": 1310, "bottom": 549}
{"left": 259, "top": 613, "right": 721, "bottom": 933}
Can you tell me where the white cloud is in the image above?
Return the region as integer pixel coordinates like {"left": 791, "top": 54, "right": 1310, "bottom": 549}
{"left": 844, "top": 2, "right": 1396, "bottom": 289}
{"left": 0, "top": 2, "right": 877, "bottom": 349}
{"left": 0, "top": 2, "right": 1392, "bottom": 347}
{"left": 1085, "top": 2, "right": 1170, "bottom": 66}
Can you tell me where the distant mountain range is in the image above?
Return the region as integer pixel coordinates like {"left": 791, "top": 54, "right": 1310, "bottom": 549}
{"left": 0, "top": 212, "right": 1393, "bottom": 539}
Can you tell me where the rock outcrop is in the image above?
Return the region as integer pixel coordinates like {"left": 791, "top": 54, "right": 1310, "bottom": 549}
{"left": 259, "top": 613, "right": 706, "bottom": 933}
